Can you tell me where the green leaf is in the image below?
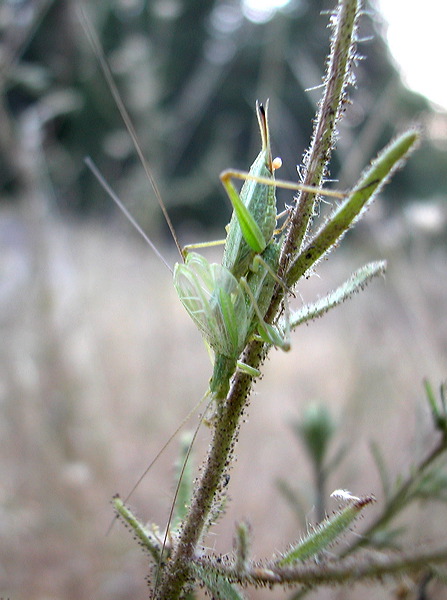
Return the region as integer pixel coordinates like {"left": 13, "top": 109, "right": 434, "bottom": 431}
{"left": 288, "top": 261, "right": 386, "bottom": 331}
{"left": 287, "top": 130, "right": 419, "bottom": 287}
{"left": 192, "top": 563, "right": 246, "bottom": 600}
{"left": 277, "top": 495, "right": 375, "bottom": 565}
{"left": 112, "top": 496, "right": 162, "bottom": 563}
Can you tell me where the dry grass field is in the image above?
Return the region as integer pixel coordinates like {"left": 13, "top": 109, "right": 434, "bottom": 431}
{"left": 1, "top": 200, "right": 446, "bottom": 599}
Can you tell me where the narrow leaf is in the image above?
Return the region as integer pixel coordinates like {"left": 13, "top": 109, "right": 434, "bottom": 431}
{"left": 287, "top": 130, "right": 419, "bottom": 287}
{"left": 277, "top": 495, "right": 375, "bottom": 565}
{"left": 288, "top": 261, "right": 386, "bottom": 331}
{"left": 112, "top": 495, "right": 161, "bottom": 563}
{"left": 192, "top": 563, "right": 246, "bottom": 600}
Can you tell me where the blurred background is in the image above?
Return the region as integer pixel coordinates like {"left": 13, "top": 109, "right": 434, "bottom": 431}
{"left": 1, "top": 0, "right": 446, "bottom": 598}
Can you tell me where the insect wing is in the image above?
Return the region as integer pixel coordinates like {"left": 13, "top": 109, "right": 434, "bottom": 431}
{"left": 214, "top": 274, "right": 245, "bottom": 356}
{"left": 174, "top": 253, "right": 248, "bottom": 358}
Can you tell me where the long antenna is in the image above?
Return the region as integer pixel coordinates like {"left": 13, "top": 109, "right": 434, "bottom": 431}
{"left": 78, "top": 6, "right": 184, "bottom": 261}
{"left": 84, "top": 157, "right": 172, "bottom": 272}
{"left": 106, "top": 389, "right": 211, "bottom": 536}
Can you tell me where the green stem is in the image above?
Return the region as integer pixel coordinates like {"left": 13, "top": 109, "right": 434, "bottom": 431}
{"left": 286, "top": 130, "right": 418, "bottom": 287}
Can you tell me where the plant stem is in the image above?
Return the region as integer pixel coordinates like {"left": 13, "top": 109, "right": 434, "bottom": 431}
{"left": 199, "top": 545, "right": 447, "bottom": 587}
{"left": 267, "top": 0, "right": 359, "bottom": 325}
{"left": 279, "top": 0, "right": 359, "bottom": 272}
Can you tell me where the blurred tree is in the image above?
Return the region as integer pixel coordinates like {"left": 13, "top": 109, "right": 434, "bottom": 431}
{"left": 1, "top": 0, "right": 445, "bottom": 235}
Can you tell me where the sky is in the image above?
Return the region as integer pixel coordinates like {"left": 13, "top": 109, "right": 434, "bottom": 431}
{"left": 242, "top": 0, "right": 447, "bottom": 112}
{"left": 378, "top": 0, "right": 447, "bottom": 111}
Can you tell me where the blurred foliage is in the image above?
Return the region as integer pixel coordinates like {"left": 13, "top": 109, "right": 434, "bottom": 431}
{"left": 278, "top": 382, "right": 447, "bottom": 592}
{"left": 1, "top": 0, "right": 446, "bottom": 238}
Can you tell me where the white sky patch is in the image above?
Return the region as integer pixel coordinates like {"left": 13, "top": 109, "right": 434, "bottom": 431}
{"left": 242, "top": 0, "right": 291, "bottom": 23}
{"left": 377, "top": 0, "right": 447, "bottom": 111}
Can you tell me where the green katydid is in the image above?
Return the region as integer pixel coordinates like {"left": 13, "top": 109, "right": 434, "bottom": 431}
{"left": 85, "top": 97, "right": 343, "bottom": 406}
{"left": 174, "top": 101, "right": 344, "bottom": 401}
{"left": 80, "top": 9, "right": 294, "bottom": 403}
{"left": 80, "top": 6, "right": 346, "bottom": 407}
{"left": 174, "top": 104, "right": 288, "bottom": 401}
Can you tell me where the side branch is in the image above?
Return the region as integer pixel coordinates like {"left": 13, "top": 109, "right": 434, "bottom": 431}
{"left": 198, "top": 546, "right": 447, "bottom": 587}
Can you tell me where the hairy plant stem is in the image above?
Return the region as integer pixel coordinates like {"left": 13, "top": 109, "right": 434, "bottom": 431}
{"left": 268, "top": 0, "right": 359, "bottom": 325}
{"left": 279, "top": 0, "right": 359, "bottom": 272}
{"left": 199, "top": 545, "right": 447, "bottom": 587}
{"left": 155, "top": 1, "right": 360, "bottom": 597}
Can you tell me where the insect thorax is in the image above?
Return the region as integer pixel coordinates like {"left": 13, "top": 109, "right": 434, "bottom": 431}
{"left": 222, "top": 153, "right": 277, "bottom": 280}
